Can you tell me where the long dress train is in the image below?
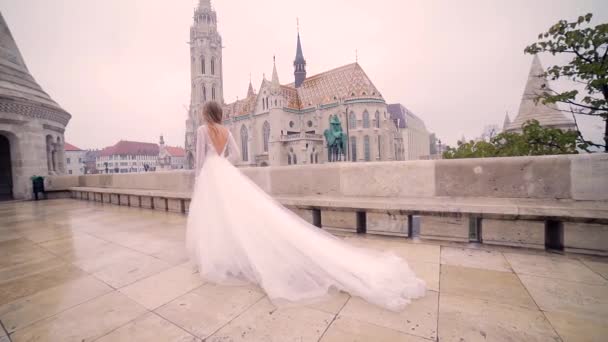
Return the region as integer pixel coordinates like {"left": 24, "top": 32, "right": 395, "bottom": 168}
{"left": 186, "top": 125, "right": 425, "bottom": 312}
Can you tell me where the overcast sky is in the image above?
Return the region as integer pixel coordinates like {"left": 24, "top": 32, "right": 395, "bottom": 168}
{"left": 1, "top": 0, "right": 606, "bottom": 149}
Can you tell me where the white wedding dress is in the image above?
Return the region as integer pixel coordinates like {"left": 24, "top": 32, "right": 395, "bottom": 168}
{"left": 186, "top": 125, "right": 425, "bottom": 311}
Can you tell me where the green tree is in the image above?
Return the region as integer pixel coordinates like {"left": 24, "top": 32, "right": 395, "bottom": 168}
{"left": 443, "top": 120, "right": 578, "bottom": 159}
{"left": 524, "top": 13, "right": 608, "bottom": 152}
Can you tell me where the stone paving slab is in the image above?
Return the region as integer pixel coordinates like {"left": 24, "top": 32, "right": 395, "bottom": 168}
{"left": 0, "top": 199, "right": 607, "bottom": 341}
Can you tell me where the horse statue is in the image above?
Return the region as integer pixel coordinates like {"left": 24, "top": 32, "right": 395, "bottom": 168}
{"left": 323, "top": 115, "right": 347, "bottom": 162}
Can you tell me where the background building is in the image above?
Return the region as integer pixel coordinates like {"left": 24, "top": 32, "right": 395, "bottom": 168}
{"left": 64, "top": 142, "right": 86, "bottom": 175}
{"left": 158, "top": 135, "right": 186, "bottom": 170}
{"left": 0, "top": 12, "right": 72, "bottom": 200}
{"left": 388, "top": 104, "right": 430, "bottom": 160}
{"left": 184, "top": 0, "right": 403, "bottom": 168}
{"left": 504, "top": 55, "right": 576, "bottom": 133}
{"left": 96, "top": 140, "right": 159, "bottom": 174}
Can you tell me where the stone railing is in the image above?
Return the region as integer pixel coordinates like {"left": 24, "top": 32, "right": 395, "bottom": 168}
{"left": 279, "top": 133, "right": 324, "bottom": 142}
{"left": 46, "top": 153, "right": 608, "bottom": 255}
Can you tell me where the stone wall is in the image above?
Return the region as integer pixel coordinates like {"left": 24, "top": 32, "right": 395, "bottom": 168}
{"left": 47, "top": 153, "right": 608, "bottom": 201}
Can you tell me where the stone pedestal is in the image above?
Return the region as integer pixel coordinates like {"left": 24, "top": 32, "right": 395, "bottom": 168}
{"left": 153, "top": 197, "right": 167, "bottom": 211}
{"left": 110, "top": 194, "right": 119, "bottom": 205}
{"left": 129, "top": 195, "right": 140, "bottom": 207}
{"left": 420, "top": 214, "right": 468, "bottom": 242}
{"left": 119, "top": 194, "right": 129, "bottom": 206}
{"left": 564, "top": 222, "right": 608, "bottom": 255}
{"left": 367, "top": 211, "right": 409, "bottom": 237}
{"left": 94, "top": 193, "right": 103, "bottom": 202}
{"left": 482, "top": 219, "right": 545, "bottom": 249}
{"left": 140, "top": 196, "right": 153, "bottom": 209}
{"left": 102, "top": 193, "right": 111, "bottom": 203}
{"left": 321, "top": 209, "right": 357, "bottom": 232}
{"left": 287, "top": 207, "right": 315, "bottom": 225}
{"left": 167, "top": 198, "right": 183, "bottom": 213}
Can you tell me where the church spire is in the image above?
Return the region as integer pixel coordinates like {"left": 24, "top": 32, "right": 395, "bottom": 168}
{"left": 502, "top": 112, "right": 511, "bottom": 131}
{"left": 247, "top": 74, "right": 255, "bottom": 97}
{"left": 272, "top": 55, "right": 280, "bottom": 86}
{"left": 198, "top": 0, "right": 212, "bottom": 10}
{"left": 293, "top": 20, "right": 306, "bottom": 88}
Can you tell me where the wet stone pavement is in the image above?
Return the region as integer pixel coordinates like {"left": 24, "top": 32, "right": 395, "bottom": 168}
{"left": 0, "top": 199, "right": 607, "bottom": 341}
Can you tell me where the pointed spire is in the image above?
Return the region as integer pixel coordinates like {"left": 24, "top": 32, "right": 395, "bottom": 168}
{"left": 247, "top": 74, "right": 255, "bottom": 97}
{"left": 272, "top": 55, "right": 280, "bottom": 86}
{"left": 504, "top": 55, "right": 575, "bottom": 132}
{"left": 503, "top": 112, "right": 511, "bottom": 131}
{"left": 293, "top": 22, "right": 307, "bottom": 88}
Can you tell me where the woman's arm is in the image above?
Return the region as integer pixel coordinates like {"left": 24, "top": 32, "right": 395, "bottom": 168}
{"left": 225, "top": 131, "right": 241, "bottom": 164}
{"left": 195, "top": 126, "right": 207, "bottom": 177}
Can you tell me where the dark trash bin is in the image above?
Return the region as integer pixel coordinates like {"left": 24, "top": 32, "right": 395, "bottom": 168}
{"left": 31, "top": 176, "right": 45, "bottom": 200}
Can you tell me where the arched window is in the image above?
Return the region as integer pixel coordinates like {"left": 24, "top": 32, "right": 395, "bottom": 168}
{"left": 212, "top": 86, "right": 216, "bottom": 100}
{"left": 350, "top": 136, "right": 357, "bottom": 162}
{"left": 201, "top": 55, "right": 205, "bottom": 74}
{"left": 363, "top": 111, "right": 370, "bottom": 128}
{"left": 375, "top": 111, "right": 380, "bottom": 128}
{"left": 262, "top": 121, "right": 270, "bottom": 152}
{"left": 349, "top": 112, "right": 356, "bottom": 129}
{"left": 315, "top": 153, "right": 318, "bottom": 163}
{"left": 293, "top": 154, "right": 297, "bottom": 165}
{"left": 211, "top": 57, "right": 215, "bottom": 75}
{"left": 274, "top": 99, "right": 277, "bottom": 107}
{"left": 364, "top": 135, "right": 370, "bottom": 161}
{"left": 240, "top": 125, "right": 248, "bottom": 161}
{"left": 202, "top": 85, "right": 207, "bottom": 102}
{"left": 288, "top": 154, "right": 292, "bottom": 165}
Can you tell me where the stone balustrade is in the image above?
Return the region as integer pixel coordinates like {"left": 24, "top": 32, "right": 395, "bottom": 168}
{"left": 46, "top": 153, "right": 608, "bottom": 255}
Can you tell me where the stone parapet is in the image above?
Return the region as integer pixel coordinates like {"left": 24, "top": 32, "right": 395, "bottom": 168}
{"left": 51, "top": 153, "right": 608, "bottom": 255}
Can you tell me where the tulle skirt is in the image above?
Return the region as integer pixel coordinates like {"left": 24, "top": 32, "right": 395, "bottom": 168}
{"left": 186, "top": 154, "right": 426, "bottom": 311}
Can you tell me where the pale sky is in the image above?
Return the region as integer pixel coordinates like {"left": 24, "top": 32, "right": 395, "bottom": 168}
{"left": 1, "top": 0, "right": 606, "bottom": 149}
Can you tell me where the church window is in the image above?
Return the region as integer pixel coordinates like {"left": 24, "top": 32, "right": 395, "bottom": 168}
{"left": 364, "top": 135, "right": 370, "bottom": 161}
{"left": 201, "top": 56, "right": 205, "bottom": 74}
{"left": 293, "top": 154, "right": 297, "bottom": 165}
{"left": 274, "top": 99, "right": 277, "bottom": 107}
{"left": 377, "top": 135, "right": 382, "bottom": 159}
{"left": 203, "top": 85, "right": 207, "bottom": 101}
{"left": 241, "top": 125, "right": 248, "bottom": 161}
{"left": 212, "top": 86, "right": 216, "bottom": 100}
{"left": 363, "top": 111, "right": 370, "bottom": 128}
{"left": 289, "top": 121, "right": 294, "bottom": 128}
{"left": 350, "top": 136, "right": 357, "bottom": 162}
{"left": 307, "top": 120, "right": 313, "bottom": 128}
{"left": 375, "top": 111, "right": 380, "bottom": 128}
{"left": 262, "top": 121, "right": 270, "bottom": 152}
{"left": 315, "top": 153, "right": 318, "bottom": 163}
{"left": 211, "top": 57, "right": 215, "bottom": 75}
{"left": 349, "top": 112, "right": 356, "bottom": 129}
{"left": 288, "top": 154, "right": 292, "bottom": 165}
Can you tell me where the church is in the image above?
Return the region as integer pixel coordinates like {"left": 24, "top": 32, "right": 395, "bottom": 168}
{"left": 184, "top": 0, "right": 405, "bottom": 168}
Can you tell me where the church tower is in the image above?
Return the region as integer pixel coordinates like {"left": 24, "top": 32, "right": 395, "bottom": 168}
{"left": 185, "top": 0, "right": 224, "bottom": 168}
{"left": 293, "top": 30, "right": 307, "bottom": 88}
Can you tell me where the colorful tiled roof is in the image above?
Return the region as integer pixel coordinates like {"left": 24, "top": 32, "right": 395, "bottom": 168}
{"left": 224, "top": 62, "right": 383, "bottom": 115}
{"left": 64, "top": 142, "right": 82, "bottom": 151}
{"left": 99, "top": 140, "right": 159, "bottom": 157}
{"left": 290, "top": 63, "right": 383, "bottom": 108}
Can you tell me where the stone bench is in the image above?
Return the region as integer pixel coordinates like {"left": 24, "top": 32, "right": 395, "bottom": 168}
{"left": 68, "top": 186, "right": 608, "bottom": 256}
{"left": 277, "top": 195, "right": 608, "bottom": 255}
{"left": 69, "top": 187, "right": 192, "bottom": 213}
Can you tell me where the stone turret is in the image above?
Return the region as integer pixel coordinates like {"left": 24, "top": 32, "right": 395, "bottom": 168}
{"left": 504, "top": 55, "right": 575, "bottom": 132}
{"left": 0, "top": 11, "right": 72, "bottom": 199}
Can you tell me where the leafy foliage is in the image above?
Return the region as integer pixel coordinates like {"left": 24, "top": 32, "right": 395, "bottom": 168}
{"left": 443, "top": 120, "right": 579, "bottom": 159}
{"left": 524, "top": 13, "right": 608, "bottom": 151}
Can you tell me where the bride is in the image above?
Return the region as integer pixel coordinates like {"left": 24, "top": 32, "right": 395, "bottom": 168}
{"left": 186, "top": 101, "right": 425, "bottom": 311}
